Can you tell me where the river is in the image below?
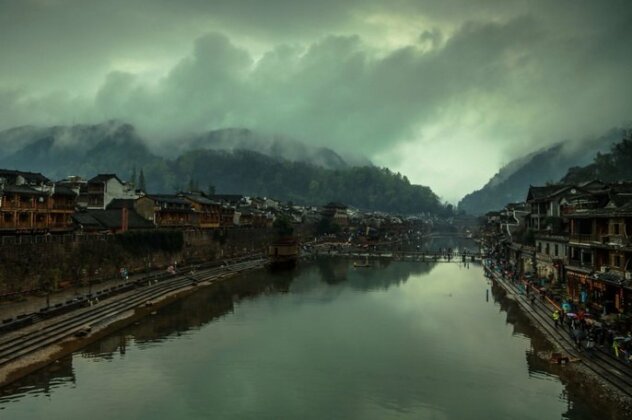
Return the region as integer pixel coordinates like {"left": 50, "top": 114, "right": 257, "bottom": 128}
{"left": 0, "top": 259, "right": 614, "bottom": 419}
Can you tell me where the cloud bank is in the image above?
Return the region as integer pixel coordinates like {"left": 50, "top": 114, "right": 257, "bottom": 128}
{"left": 1, "top": 0, "right": 631, "bottom": 201}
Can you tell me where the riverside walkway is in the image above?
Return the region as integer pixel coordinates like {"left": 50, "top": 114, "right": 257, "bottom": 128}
{"left": 485, "top": 261, "right": 632, "bottom": 402}
{"left": 0, "top": 255, "right": 262, "bottom": 333}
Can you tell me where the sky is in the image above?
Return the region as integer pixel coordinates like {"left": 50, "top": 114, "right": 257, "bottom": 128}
{"left": 1, "top": 0, "right": 631, "bottom": 202}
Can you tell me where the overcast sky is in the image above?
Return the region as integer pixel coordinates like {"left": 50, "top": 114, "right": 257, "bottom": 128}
{"left": 1, "top": 0, "right": 631, "bottom": 201}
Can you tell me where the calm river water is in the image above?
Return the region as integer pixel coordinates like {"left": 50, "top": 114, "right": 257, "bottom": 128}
{"left": 0, "top": 259, "right": 612, "bottom": 419}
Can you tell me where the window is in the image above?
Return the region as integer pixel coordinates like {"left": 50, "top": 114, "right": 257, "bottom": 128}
{"left": 545, "top": 243, "right": 550, "bottom": 255}
{"left": 554, "top": 244, "right": 559, "bottom": 257}
{"left": 613, "top": 255, "right": 622, "bottom": 268}
{"left": 613, "top": 223, "right": 621, "bottom": 235}
{"left": 537, "top": 242, "right": 542, "bottom": 253}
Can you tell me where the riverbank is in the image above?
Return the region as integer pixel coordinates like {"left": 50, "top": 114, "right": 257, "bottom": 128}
{"left": 484, "top": 261, "right": 632, "bottom": 417}
{"left": 0, "top": 257, "right": 266, "bottom": 387}
{"left": 0, "top": 259, "right": 610, "bottom": 419}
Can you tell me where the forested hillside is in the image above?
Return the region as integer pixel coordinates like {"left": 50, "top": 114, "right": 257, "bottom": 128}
{"left": 562, "top": 130, "right": 632, "bottom": 183}
{"left": 458, "top": 128, "right": 621, "bottom": 215}
{"left": 147, "top": 149, "right": 444, "bottom": 214}
{"left": 0, "top": 122, "right": 446, "bottom": 215}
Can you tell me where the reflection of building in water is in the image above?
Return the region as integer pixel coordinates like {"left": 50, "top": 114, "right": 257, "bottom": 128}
{"left": 81, "top": 333, "right": 128, "bottom": 359}
{"left": 422, "top": 237, "right": 479, "bottom": 253}
{"left": 0, "top": 355, "right": 75, "bottom": 402}
{"left": 317, "top": 259, "right": 350, "bottom": 285}
{"left": 316, "top": 258, "right": 437, "bottom": 291}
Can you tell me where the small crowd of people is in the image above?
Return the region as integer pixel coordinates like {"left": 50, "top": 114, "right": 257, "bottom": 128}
{"left": 487, "top": 254, "right": 632, "bottom": 364}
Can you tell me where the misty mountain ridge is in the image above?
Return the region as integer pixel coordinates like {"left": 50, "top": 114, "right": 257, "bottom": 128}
{"left": 457, "top": 128, "right": 623, "bottom": 215}
{"left": 0, "top": 121, "right": 443, "bottom": 214}
{"left": 0, "top": 121, "right": 371, "bottom": 176}
{"left": 173, "top": 127, "right": 372, "bottom": 169}
{"left": 0, "top": 122, "right": 156, "bottom": 181}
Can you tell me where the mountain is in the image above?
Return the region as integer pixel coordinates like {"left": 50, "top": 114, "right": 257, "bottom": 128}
{"left": 175, "top": 128, "right": 364, "bottom": 170}
{"left": 0, "top": 121, "right": 371, "bottom": 175}
{"left": 561, "top": 129, "right": 632, "bottom": 183}
{"left": 0, "top": 121, "right": 158, "bottom": 181}
{"left": 150, "top": 149, "right": 443, "bottom": 214}
{"left": 0, "top": 121, "right": 443, "bottom": 214}
{"left": 457, "top": 128, "right": 623, "bottom": 215}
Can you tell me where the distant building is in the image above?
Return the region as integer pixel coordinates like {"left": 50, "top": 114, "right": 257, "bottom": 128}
{"left": 56, "top": 176, "right": 87, "bottom": 196}
{"left": 211, "top": 194, "right": 245, "bottom": 206}
{"left": 321, "top": 202, "right": 349, "bottom": 226}
{"left": 0, "top": 169, "right": 76, "bottom": 234}
{"left": 179, "top": 192, "right": 221, "bottom": 229}
{"left": 140, "top": 195, "right": 195, "bottom": 228}
{"left": 82, "top": 174, "right": 138, "bottom": 209}
{"left": 72, "top": 207, "right": 154, "bottom": 234}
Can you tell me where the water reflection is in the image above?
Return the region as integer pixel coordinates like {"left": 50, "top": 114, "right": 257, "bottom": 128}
{"left": 487, "top": 277, "right": 625, "bottom": 420}
{"left": 85, "top": 271, "right": 297, "bottom": 354}
{"left": 402, "top": 236, "right": 480, "bottom": 254}
{"left": 0, "top": 259, "right": 620, "bottom": 419}
{"left": 0, "top": 356, "right": 75, "bottom": 404}
{"left": 316, "top": 258, "right": 436, "bottom": 290}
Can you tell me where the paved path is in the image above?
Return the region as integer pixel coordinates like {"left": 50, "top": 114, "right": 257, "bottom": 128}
{"left": 485, "top": 261, "right": 632, "bottom": 401}
{"left": 0, "top": 270, "right": 161, "bottom": 321}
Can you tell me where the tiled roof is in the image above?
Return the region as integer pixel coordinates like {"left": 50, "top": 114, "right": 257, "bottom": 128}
{"left": 52, "top": 185, "right": 77, "bottom": 196}
{"left": 0, "top": 169, "right": 49, "bottom": 184}
{"left": 526, "top": 185, "right": 571, "bottom": 201}
{"left": 147, "top": 194, "right": 191, "bottom": 205}
{"left": 609, "top": 182, "right": 632, "bottom": 194}
{"left": 2, "top": 185, "right": 46, "bottom": 195}
{"left": 73, "top": 209, "right": 154, "bottom": 230}
{"left": 71, "top": 212, "right": 102, "bottom": 228}
{"left": 211, "top": 194, "right": 244, "bottom": 203}
{"left": 180, "top": 193, "right": 218, "bottom": 205}
{"left": 595, "top": 271, "right": 631, "bottom": 288}
{"left": 107, "top": 199, "right": 136, "bottom": 209}
{"left": 88, "top": 174, "right": 123, "bottom": 184}
{"left": 324, "top": 201, "right": 347, "bottom": 209}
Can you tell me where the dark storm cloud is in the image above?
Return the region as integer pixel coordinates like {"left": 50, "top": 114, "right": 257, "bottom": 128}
{"left": 87, "top": 17, "right": 540, "bottom": 150}
{"left": 0, "top": 0, "right": 631, "bottom": 199}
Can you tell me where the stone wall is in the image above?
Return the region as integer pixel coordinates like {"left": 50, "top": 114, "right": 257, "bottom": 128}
{"left": 0, "top": 228, "right": 277, "bottom": 296}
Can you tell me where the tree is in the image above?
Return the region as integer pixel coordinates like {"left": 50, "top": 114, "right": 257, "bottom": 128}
{"left": 138, "top": 169, "right": 146, "bottom": 191}
{"left": 273, "top": 215, "right": 294, "bottom": 237}
{"left": 130, "top": 166, "right": 137, "bottom": 186}
{"left": 316, "top": 217, "right": 341, "bottom": 235}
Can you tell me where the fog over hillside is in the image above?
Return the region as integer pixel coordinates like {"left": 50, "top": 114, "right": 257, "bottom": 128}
{"left": 457, "top": 127, "right": 624, "bottom": 215}
{"left": 2, "top": 1, "right": 631, "bottom": 201}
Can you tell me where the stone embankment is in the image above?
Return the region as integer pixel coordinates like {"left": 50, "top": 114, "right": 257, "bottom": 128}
{"left": 0, "top": 256, "right": 266, "bottom": 387}
{"left": 0, "top": 228, "right": 275, "bottom": 297}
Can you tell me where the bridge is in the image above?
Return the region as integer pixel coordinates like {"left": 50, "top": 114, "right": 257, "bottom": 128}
{"left": 420, "top": 232, "right": 472, "bottom": 239}
{"left": 312, "top": 249, "right": 485, "bottom": 263}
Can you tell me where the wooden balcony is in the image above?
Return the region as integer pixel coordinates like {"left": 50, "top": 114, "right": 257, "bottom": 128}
{"left": 569, "top": 234, "right": 598, "bottom": 244}
{"left": 601, "top": 234, "right": 629, "bottom": 246}
{"left": 567, "top": 258, "right": 595, "bottom": 269}
{"left": 157, "top": 216, "right": 192, "bottom": 227}
{"left": 1, "top": 201, "right": 36, "bottom": 210}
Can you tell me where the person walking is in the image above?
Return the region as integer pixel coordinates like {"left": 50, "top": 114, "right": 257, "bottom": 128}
{"left": 552, "top": 310, "right": 560, "bottom": 328}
